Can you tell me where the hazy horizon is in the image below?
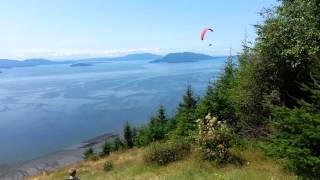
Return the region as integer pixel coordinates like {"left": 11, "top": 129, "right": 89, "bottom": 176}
{"left": 0, "top": 0, "right": 277, "bottom": 60}
{"left": 0, "top": 52, "right": 236, "bottom": 61}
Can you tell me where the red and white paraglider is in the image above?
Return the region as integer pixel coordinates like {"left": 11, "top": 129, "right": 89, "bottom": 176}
{"left": 200, "top": 28, "right": 214, "bottom": 46}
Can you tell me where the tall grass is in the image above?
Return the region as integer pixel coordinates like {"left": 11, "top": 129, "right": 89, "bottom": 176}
{"left": 29, "top": 146, "right": 297, "bottom": 180}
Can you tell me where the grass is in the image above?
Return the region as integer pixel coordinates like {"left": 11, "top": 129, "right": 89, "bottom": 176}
{"left": 29, "top": 146, "right": 297, "bottom": 180}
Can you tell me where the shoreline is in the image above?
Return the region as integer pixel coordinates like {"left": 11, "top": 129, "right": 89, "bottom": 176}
{"left": 0, "top": 133, "right": 118, "bottom": 180}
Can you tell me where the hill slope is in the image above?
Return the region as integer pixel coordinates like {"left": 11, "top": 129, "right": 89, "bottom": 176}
{"left": 29, "top": 147, "right": 296, "bottom": 180}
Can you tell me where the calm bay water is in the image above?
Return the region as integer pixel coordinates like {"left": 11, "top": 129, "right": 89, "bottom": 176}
{"left": 0, "top": 58, "right": 226, "bottom": 165}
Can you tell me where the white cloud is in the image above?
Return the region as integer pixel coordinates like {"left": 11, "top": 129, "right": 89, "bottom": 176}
{"left": 15, "top": 54, "right": 25, "bottom": 58}
{"left": 9, "top": 47, "right": 170, "bottom": 60}
{"left": 7, "top": 46, "right": 233, "bottom": 60}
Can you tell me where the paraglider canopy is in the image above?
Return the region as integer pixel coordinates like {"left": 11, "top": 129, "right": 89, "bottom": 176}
{"left": 200, "top": 28, "right": 213, "bottom": 41}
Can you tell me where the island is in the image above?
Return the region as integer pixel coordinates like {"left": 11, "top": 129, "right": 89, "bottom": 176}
{"left": 150, "top": 52, "right": 214, "bottom": 63}
{"left": 70, "top": 63, "right": 93, "bottom": 67}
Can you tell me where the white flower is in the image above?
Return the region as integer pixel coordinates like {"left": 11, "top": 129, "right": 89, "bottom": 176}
{"left": 205, "top": 113, "right": 211, "bottom": 120}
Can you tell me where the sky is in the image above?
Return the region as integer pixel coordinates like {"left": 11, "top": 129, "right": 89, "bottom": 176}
{"left": 0, "top": 0, "right": 278, "bottom": 60}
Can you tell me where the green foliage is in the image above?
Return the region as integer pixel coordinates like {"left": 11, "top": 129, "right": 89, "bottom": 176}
{"left": 264, "top": 71, "right": 320, "bottom": 179}
{"left": 230, "top": 135, "right": 256, "bottom": 151}
{"left": 196, "top": 114, "right": 233, "bottom": 164}
{"left": 258, "top": 1, "right": 320, "bottom": 177}
{"left": 229, "top": 48, "right": 271, "bottom": 137}
{"left": 119, "top": 106, "right": 171, "bottom": 150}
{"left": 133, "top": 105, "right": 171, "bottom": 147}
{"left": 196, "top": 57, "right": 237, "bottom": 126}
{"left": 167, "top": 117, "right": 178, "bottom": 133}
{"left": 112, "top": 137, "right": 125, "bottom": 151}
{"left": 84, "top": 147, "right": 94, "bottom": 160}
{"left": 221, "top": 0, "right": 320, "bottom": 138}
{"left": 144, "top": 139, "right": 191, "bottom": 165}
{"left": 175, "top": 85, "right": 198, "bottom": 136}
{"left": 89, "top": 154, "right": 99, "bottom": 161}
{"left": 299, "top": 71, "right": 320, "bottom": 113}
{"left": 103, "top": 160, "right": 114, "bottom": 172}
{"left": 124, "top": 121, "right": 134, "bottom": 148}
{"left": 157, "top": 105, "right": 167, "bottom": 121}
{"left": 134, "top": 126, "right": 152, "bottom": 147}
{"left": 148, "top": 105, "right": 169, "bottom": 141}
{"left": 254, "top": 0, "right": 320, "bottom": 107}
{"left": 83, "top": 147, "right": 99, "bottom": 161}
{"left": 100, "top": 141, "right": 112, "bottom": 157}
{"left": 265, "top": 107, "right": 320, "bottom": 178}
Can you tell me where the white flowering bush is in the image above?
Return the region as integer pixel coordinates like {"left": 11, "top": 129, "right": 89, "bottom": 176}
{"left": 196, "top": 113, "right": 232, "bottom": 164}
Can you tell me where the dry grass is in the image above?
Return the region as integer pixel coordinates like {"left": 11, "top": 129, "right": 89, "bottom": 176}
{"left": 29, "top": 147, "right": 297, "bottom": 180}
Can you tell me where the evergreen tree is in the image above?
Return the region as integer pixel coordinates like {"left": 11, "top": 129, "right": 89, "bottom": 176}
{"left": 224, "top": 0, "right": 320, "bottom": 137}
{"left": 124, "top": 121, "right": 134, "bottom": 148}
{"left": 83, "top": 147, "right": 95, "bottom": 160}
{"left": 253, "top": 0, "right": 320, "bottom": 107}
{"left": 134, "top": 126, "right": 152, "bottom": 147}
{"left": 265, "top": 71, "right": 320, "bottom": 178}
{"left": 229, "top": 46, "right": 269, "bottom": 137}
{"left": 131, "top": 126, "right": 138, "bottom": 143}
{"left": 196, "top": 82, "right": 215, "bottom": 118}
{"left": 196, "top": 56, "right": 236, "bottom": 125}
{"left": 112, "top": 137, "right": 125, "bottom": 151}
{"left": 101, "top": 141, "right": 112, "bottom": 156}
{"left": 167, "top": 117, "right": 177, "bottom": 132}
{"left": 157, "top": 105, "right": 167, "bottom": 121}
{"left": 175, "top": 85, "right": 198, "bottom": 136}
{"left": 149, "top": 105, "right": 169, "bottom": 141}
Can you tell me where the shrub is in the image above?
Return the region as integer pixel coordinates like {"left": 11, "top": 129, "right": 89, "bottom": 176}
{"left": 100, "top": 141, "right": 112, "bottom": 157}
{"left": 263, "top": 70, "right": 320, "bottom": 179}
{"left": 144, "top": 139, "right": 190, "bottom": 165}
{"left": 112, "top": 137, "right": 125, "bottom": 151}
{"left": 89, "top": 154, "right": 99, "bottom": 161}
{"left": 83, "top": 147, "right": 95, "bottom": 160}
{"left": 264, "top": 107, "right": 320, "bottom": 178}
{"left": 196, "top": 114, "right": 233, "bottom": 164}
{"left": 134, "top": 126, "right": 152, "bottom": 147}
{"left": 103, "top": 160, "right": 113, "bottom": 172}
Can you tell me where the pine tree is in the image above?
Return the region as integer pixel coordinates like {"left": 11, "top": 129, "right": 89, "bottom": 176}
{"left": 112, "top": 137, "right": 125, "bottom": 151}
{"left": 196, "top": 82, "right": 215, "bottom": 118}
{"left": 175, "top": 85, "right": 198, "bottom": 136}
{"left": 149, "top": 105, "right": 169, "bottom": 141}
{"left": 266, "top": 69, "right": 320, "bottom": 178}
{"left": 83, "top": 147, "right": 95, "bottom": 160}
{"left": 157, "top": 105, "right": 167, "bottom": 122}
{"left": 134, "top": 126, "right": 152, "bottom": 146}
{"left": 124, "top": 121, "right": 134, "bottom": 148}
{"left": 101, "top": 141, "right": 112, "bottom": 156}
{"left": 196, "top": 56, "right": 236, "bottom": 125}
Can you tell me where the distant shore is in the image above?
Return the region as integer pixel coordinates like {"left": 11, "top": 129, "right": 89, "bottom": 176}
{"left": 0, "top": 133, "right": 117, "bottom": 180}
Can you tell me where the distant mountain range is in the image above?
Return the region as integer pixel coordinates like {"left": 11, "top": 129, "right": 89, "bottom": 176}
{"left": 0, "top": 53, "right": 162, "bottom": 69}
{"left": 0, "top": 59, "right": 72, "bottom": 69}
{"left": 150, "top": 52, "right": 215, "bottom": 63}
{"left": 78, "top": 53, "right": 163, "bottom": 62}
{"left": 0, "top": 52, "right": 225, "bottom": 69}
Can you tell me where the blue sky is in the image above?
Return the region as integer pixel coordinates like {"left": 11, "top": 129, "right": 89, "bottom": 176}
{"left": 0, "top": 0, "right": 277, "bottom": 60}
